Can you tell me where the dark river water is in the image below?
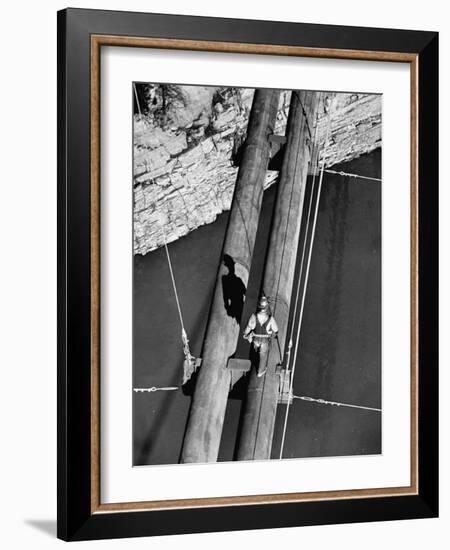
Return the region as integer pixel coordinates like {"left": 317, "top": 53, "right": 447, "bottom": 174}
{"left": 133, "top": 149, "right": 381, "bottom": 465}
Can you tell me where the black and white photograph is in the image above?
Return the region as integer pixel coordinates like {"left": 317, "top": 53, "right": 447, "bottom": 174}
{"left": 1, "top": 0, "right": 443, "bottom": 546}
{"left": 132, "top": 83, "right": 382, "bottom": 466}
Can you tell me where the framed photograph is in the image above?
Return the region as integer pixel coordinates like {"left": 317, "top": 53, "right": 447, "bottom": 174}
{"left": 57, "top": 8, "right": 438, "bottom": 541}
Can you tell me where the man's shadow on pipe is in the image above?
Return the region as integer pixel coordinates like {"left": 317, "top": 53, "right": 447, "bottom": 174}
{"left": 182, "top": 254, "right": 247, "bottom": 397}
{"left": 222, "top": 254, "right": 246, "bottom": 324}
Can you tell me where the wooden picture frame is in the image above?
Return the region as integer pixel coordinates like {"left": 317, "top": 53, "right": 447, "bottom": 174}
{"left": 57, "top": 7, "right": 438, "bottom": 541}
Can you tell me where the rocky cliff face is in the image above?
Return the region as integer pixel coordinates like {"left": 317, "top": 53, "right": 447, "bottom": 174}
{"left": 315, "top": 93, "right": 382, "bottom": 167}
{"left": 133, "top": 85, "right": 381, "bottom": 255}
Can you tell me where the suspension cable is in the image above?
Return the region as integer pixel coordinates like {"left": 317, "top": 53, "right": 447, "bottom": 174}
{"left": 324, "top": 169, "right": 381, "bottom": 182}
{"left": 133, "top": 386, "right": 179, "bottom": 393}
{"left": 293, "top": 395, "right": 381, "bottom": 413}
{"left": 133, "top": 83, "right": 142, "bottom": 117}
{"left": 160, "top": 224, "right": 187, "bottom": 337}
